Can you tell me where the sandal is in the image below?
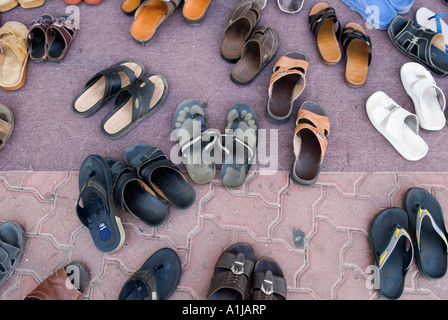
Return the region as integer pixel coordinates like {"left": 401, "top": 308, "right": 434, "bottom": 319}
{"left": 404, "top": 188, "right": 448, "bottom": 279}
{"left": 71, "top": 60, "right": 146, "bottom": 118}
{"left": 46, "top": 14, "right": 78, "bottom": 63}
{"left": 266, "top": 52, "right": 308, "bottom": 124}
{"left": 0, "top": 104, "right": 14, "bottom": 151}
{"left": 17, "top": 0, "right": 45, "bottom": 8}
{"left": 341, "top": 23, "right": 372, "bottom": 87}
{"left": 27, "top": 14, "right": 54, "bottom": 63}
{"left": 388, "top": 16, "right": 448, "bottom": 78}
{"left": 0, "top": 0, "right": 18, "bottom": 12}
{"left": 121, "top": 0, "right": 143, "bottom": 15}
{"left": 100, "top": 73, "right": 168, "bottom": 140}
{"left": 291, "top": 101, "right": 330, "bottom": 185}
{"left": 369, "top": 208, "right": 414, "bottom": 300}
{"left": 106, "top": 158, "right": 169, "bottom": 227}
{"left": 118, "top": 248, "right": 181, "bottom": 300}
{"left": 230, "top": 25, "right": 279, "bottom": 85}
{"left": 308, "top": 3, "right": 342, "bottom": 65}
{"left": 172, "top": 99, "right": 216, "bottom": 184}
{"left": 415, "top": 8, "right": 448, "bottom": 53}
{"left": 221, "top": 103, "right": 258, "bottom": 189}
{"left": 182, "top": 0, "right": 213, "bottom": 26}
{"left": 207, "top": 243, "right": 255, "bottom": 300}
{"left": 76, "top": 155, "right": 125, "bottom": 253}
{"left": 130, "top": 0, "right": 181, "bottom": 45}
{"left": 366, "top": 91, "right": 428, "bottom": 161}
{"left": 124, "top": 143, "right": 196, "bottom": 210}
{"left": 251, "top": 257, "right": 287, "bottom": 300}
{"left": 221, "top": 0, "right": 262, "bottom": 63}
{"left": 0, "top": 22, "right": 29, "bottom": 91}
{"left": 277, "top": 0, "right": 304, "bottom": 14}
{"left": 0, "top": 222, "right": 25, "bottom": 287}
{"left": 24, "top": 262, "right": 89, "bottom": 300}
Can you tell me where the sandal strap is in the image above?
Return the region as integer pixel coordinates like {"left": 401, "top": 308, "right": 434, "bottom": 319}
{"left": 429, "top": 13, "right": 448, "bottom": 34}
{"left": 251, "top": 270, "right": 287, "bottom": 300}
{"left": 415, "top": 207, "right": 448, "bottom": 253}
{"left": 341, "top": 27, "right": 372, "bottom": 65}
{"left": 137, "top": 0, "right": 181, "bottom": 18}
{"left": 241, "top": 26, "right": 277, "bottom": 68}
{"left": 377, "top": 225, "right": 414, "bottom": 272}
{"left": 269, "top": 56, "right": 308, "bottom": 100}
{"left": 225, "top": 0, "right": 261, "bottom": 37}
{"left": 294, "top": 109, "right": 330, "bottom": 160}
{"left": 0, "top": 28, "right": 28, "bottom": 64}
{"left": 47, "top": 15, "right": 77, "bottom": 48}
{"left": 127, "top": 146, "right": 166, "bottom": 177}
{"left": 308, "top": 6, "right": 341, "bottom": 41}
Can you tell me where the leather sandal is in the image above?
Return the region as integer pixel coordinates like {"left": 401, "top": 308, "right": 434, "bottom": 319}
{"left": 308, "top": 2, "right": 342, "bottom": 65}
{"left": 266, "top": 52, "right": 308, "bottom": 124}
{"left": 207, "top": 243, "right": 255, "bottom": 300}
{"left": 46, "top": 14, "right": 78, "bottom": 63}
{"left": 27, "top": 14, "right": 54, "bottom": 63}
{"left": 100, "top": 73, "right": 168, "bottom": 140}
{"left": 72, "top": 60, "right": 146, "bottom": 118}
{"left": 0, "top": 0, "right": 18, "bottom": 12}
{"left": 230, "top": 25, "right": 279, "bottom": 85}
{"left": 342, "top": 23, "right": 371, "bottom": 87}
{"left": 0, "top": 104, "right": 14, "bottom": 151}
{"left": 251, "top": 257, "right": 287, "bottom": 300}
{"left": 221, "top": 0, "right": 262, "bottom": 63}
{"left": 131, "top": 0, "right": 181, "bottom": 45}
{"left": 17, "top": 0, "right": 45, "bottom": 8}
{"left": 291, "top": 101, "right": 330, "bottom": 185}
{"left": 182, "top": 0, "right": 213, "bottom": 25}
{"left": 121, "top": 0, "right": 143, "bottom": 15}
{"left": 0, "top": 22, "right": 29, "bottom": 91}
{"left": 106, "top": 158, "right": 169, "bottom": 227}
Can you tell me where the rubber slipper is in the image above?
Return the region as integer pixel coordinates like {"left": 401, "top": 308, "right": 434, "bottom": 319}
{"left": 172, "top": 99, "right": 216, "bottom": 184}
{"left": 340, "top": 0, "right": 397, "bottom": 30}
{"left": 124, "top": 143, "right": 196, "bottom": 209}
{"left": 182, "top": 0, "right": 213, "bottom": 26}
{"left": 0, "top": 104, "right": 14, "bottom": 151}
{"left": 251, "top": 257, "right": 287, "bottom": 300}
{"left": 0, "top": 222, "right": 25, "bottom": 287}
{"left": 400, "top": 62, "right": 446, "bottom": 131}
{"left": 277, "top": 0, "right": 304, "bottom": 14}
{"left": 415, "top": 8, "right": 448, "bottom": 53}
{"left": 366, "top": 91, "right": 428, "bottom": 161}
{"left": 404, "top": 188, "right": 448, "bottom": 279}
{"left": 121, "top": 0, "right": 143, "bottom": 15}
{"left": 76, "top": 155, "right": 125, "bottom": 253}
{"left": 221, "top": 103, "right": 258, "bottom": 189}
{"left": 387, "top": 0, "right": 413, "bottom": 14}
{"left": 118, "top": 248, "right": 181, "bottom": 300}
{"left": 207, "top": 242, "right": 255, "bottom": 300}
{"left": 369, "top": 208, "right": 414, "bottom": 300}
{"left": 24, "top": 262, "right": 89, "bottom": 300}
{"left": 106, "top": 158, "right": 169, "bottom": 227}
{"left": 27, "top": 14, "right": 54, "bottom": 63}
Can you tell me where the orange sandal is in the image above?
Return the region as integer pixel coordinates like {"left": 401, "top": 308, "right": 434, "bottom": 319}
{"left": 121, "top": 0, "right": 142, "bottom": 15}
{"left": 182, "top": 0, "right": 213, "bottom": 25}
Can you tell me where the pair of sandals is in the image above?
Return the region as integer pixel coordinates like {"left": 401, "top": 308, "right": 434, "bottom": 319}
{"left": 172, "top": 99, "right": 258, "bottom": 188}
{"left": 207, "top": 243, "right": 287, "bottom": 300}
{"left": 76, "top": 150, "right": 195, "bottom": 252}
{"left": 370, "top": 188, "right": 448, "bottom": 300}
{"left": 71, "top": 60, "right": 168, "bottom": 140}
{"left": 309, "top": 3, "right": 372, "bottom": 87}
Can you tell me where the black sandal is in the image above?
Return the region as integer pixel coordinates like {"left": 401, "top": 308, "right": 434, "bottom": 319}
{"left": 0, "top": 222, "right": 25, "bottom": 287}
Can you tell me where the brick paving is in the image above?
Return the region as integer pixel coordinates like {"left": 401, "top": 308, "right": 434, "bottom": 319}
{"left": 0, "top": 170, "right": 448, "bottom": 300}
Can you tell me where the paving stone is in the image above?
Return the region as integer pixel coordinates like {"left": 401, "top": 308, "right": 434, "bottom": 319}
{"left": 247, "top": 171, "right": 289, "bottom": 205}
{"left": 23, "top": 171, "right": 68, "bottom": 200}
{"left": 356, "top": 173, "right": 397, "bottom": 208}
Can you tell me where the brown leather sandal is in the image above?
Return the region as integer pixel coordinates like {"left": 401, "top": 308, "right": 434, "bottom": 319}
{"left": 251, "top": 257, "right": 287, "bottom": 300}
{"left": 291, "top": 101, "right": 330, "bottom": 185}
{"left": 266, "top": 52, "right": 308, "bottom": 124}
{"left": 182, "top": 0, "right": 213, "bottom": 26}
{"left": 27, "top": 14, "right": 54, "bottom": 63}
{"left": 221, "top": 0, "right": 262, "bottom": 62}
{"left": 207, "top": 243, "right": 255, "bottom": 300}
{"left": 230, "top": 25, "right": 279, "bottom": 85}
{"left": 0, "top": 104, "right": 14, "bottom": 151}
{"left": 46, "top": 14, "right": 78, "bottom": 63}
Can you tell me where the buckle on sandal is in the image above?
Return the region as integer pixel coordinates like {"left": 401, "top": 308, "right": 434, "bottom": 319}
{"left": 231, "top": 253, "right": 245, "bottom": 275}
{"left": 260, "top": 271, "right": 274, "bottom": 295}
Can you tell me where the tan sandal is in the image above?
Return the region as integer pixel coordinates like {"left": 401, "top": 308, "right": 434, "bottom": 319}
{"left": 0, "top": 104, "right": 14, "bottom": 151}
{"left": 17, "top": 0, "right": 45, "bottom": 8}
{"left": 0, "top": 0, "right": 18, "bottom": 12}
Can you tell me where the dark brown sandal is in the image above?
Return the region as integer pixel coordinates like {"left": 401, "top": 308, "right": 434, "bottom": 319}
{"left": 27, "top": 13, "right": 54, "bottom": 63}
{"left": 251, "top": 257, "right": 287, "bottom": 300}
{"left": 46, "top": 14, "right": 78, "bottom": 63}
{"left": 207, "top": 243, "right": 255, "bottom": 300}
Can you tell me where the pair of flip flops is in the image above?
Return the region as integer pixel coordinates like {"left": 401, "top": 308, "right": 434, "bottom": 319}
{"left": 370, "top": 188, "right": 448, "bottom": 300}
{"left": 172, "top": 100, "right": 258, "bottom": 188}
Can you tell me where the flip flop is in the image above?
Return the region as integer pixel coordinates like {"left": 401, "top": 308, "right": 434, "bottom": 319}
{"left": 250, "top": 257, "right": 287, "bottom": 300}
{"left": 0, "top": 104, "right": 14, "bottom": 151}
{"left": 400, "top": 62, "right": 446, "bottom": 131}
{"left": 0, "top": 222, "right": 25, "bottom": 287}
{"left": 404, "top": 188, "right": 448, "bottom": 279}
{"left": 118, "top": 248, "right": 181, "bottom": 300}
{"left": 277, "top": 0, "right": 304, "bottom": 14}
{"left": 76, "top": 155, "right": 125, "bottom": 253}
{"left": 366, "top": 91, "right": 428, "bottom": 161}
{"left": 369, "top": 208, "right": 414, "bottom": 300}
{"left": 415, "top": 8, "right": 448, "bottom": 53}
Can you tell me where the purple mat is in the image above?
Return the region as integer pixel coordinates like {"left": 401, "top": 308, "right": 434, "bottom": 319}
{"left": 1, "top": 0, "right": 448, "bottom": 173}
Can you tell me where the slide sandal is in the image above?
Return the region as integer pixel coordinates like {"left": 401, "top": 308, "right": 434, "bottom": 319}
{"left": 366, "top": 91, "right": 428, "bottom": 161}
{"left": 277, "top": 0, "right": 304, "bottom": 14}
{"left": 0, "top": 222, "right": 25, "bottom": 287}
{"left": 76, "top": 155, "right": 125, "bottom": 253}
{"left": 118, "top": 248, "right": 181, "bottom": 300}
{"left": 388, "top": 0, "right": 413, "bottom": 14}
{"left": 340, "top": 0, "right": 397, "bottom": 30}
{"left": 404, "top": 188, "right": 448, "bottom": 279}
{"left": 250, "top": 257, "right": 287, "bottom": 300}
{"left": 400, "top": 62, "right": 446, "bottom": 131}
{"left": 369, "top": 208, "right": 414, "bottom": 300}
{"left": 0, "top": 104, "right": 14, "bottom": 151}
{"left": 415, "top": 7, "right": 448, "bottom": 53}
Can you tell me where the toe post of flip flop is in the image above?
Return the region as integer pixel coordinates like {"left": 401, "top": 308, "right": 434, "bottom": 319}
{"left": 0, "top": 104, "right": 14, "bottom": 151}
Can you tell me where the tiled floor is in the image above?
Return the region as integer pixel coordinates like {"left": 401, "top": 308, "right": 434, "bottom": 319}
{"left": 0, "top": 170, "right": 448, "bottom": 300}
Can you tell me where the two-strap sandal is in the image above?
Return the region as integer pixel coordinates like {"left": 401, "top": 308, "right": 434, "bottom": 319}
{"left": 27, "top": 14, "right": 54, "bottom": 63}
{"left": 0, "top": 104, "right": 14, "bottom": 151}
{"left": 46, "top": 14, "right": 78, "bottom": 63}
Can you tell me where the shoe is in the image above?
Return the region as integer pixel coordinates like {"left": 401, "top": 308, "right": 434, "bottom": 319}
{"left": 340, "top": 0, "right": 397, "bottom": 30}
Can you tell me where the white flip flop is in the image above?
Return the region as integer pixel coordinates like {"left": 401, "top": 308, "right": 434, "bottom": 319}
{"left": 401, "top": 62, "right": 446, "bottom": 131}
{"left": 366, "top": 91, "right": 428, "bottom": 161}
{"left": 415, "top": 7, "right": 448, "bottom": 52}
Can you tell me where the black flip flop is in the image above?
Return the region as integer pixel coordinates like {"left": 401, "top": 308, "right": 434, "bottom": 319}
{"left": 0, "top": 222, "right": 25, "bottom": 287}
{"left": 118, "top": 248, "right": 181, "bottom": 300}
{"left": 76, "top": 155, "right": 125, "bottom": 253}
{"left": 369, "top": 208, "right": 414, "bottom": 300}
{"left": 404, "top": 188, "right": 448, "bottom": 279}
